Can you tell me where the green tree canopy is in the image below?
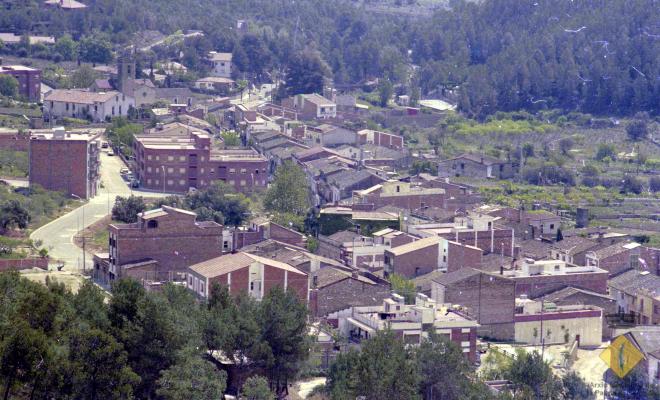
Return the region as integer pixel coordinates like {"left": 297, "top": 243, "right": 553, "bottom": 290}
{"left": 157, "top": 352, "right": 227, "bottom": 400}
{"left": 111, "top": 195, "right": 146, "bottom": 223}
{"left": 285, "top": 50, "right": 330, "bottom": 96}
{"left": 264, "top": 161, "right": 310, "bottom": 216}
{"left": 0, "top": 75, "right": 19, "bottom": 98}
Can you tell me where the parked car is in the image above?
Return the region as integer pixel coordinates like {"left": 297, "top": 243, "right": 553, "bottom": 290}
{"left": 120, "top": 168, "right": 129, "bottom": 175}
{"left": 107, "top": 150, "right": 114, "bottom": 156}
{"left": 101, "top": 141, "right": 109, "bottom": 149}
{"left": 130, "top": 179, "right": 140, "bottom": 188}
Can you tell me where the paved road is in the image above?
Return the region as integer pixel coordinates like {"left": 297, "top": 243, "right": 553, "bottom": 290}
{"left": 31, "top": 152, "right": 169, "bottom": 272}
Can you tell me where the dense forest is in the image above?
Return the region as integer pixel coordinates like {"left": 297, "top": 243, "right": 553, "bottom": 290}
{"left": 1, "top": 0, "right": 658, "bottom": 117}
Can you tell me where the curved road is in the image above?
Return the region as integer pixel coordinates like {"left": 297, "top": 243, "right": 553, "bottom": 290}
{"left": 31, "top": 152, "right": 168, "bottom": 272}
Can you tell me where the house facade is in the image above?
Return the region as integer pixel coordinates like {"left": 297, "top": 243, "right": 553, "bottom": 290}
{"left": 186, "top": 252, "right": 308, "bottom": 303}
{"left": 95, "top": 206, "right": 224, "bottom": 284}
{"left": 44, "top": 90, "right": 135, "bottom": 122}
{"left": 209, "top": 52, "right": 233, "bottom": 78}
{"left": 437, "top": 153, "right": 514, "bottom": 179}
{"left": 0, "top": 65, "right": 41, "bottom": 101}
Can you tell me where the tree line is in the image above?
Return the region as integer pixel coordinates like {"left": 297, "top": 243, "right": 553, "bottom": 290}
{"left": 2, "top": 1, "right": 656, "bottom": 117}
{"left": 0, "top": 272, "right": 308, "bottom": 399}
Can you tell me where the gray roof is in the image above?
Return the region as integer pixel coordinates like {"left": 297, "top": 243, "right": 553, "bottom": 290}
{"left": 621, "top": 327, "right": 660, "bottom": 357}
{"left": 552, "top": 236, "right": 600, "bottom": 255}
{"left": 542, "top": 286, "right": 615, "bottom": 302}
{"left": 608, "top": 269, "right": 660, "bottom": 297}
{"left": 431, "top": 268, "right": 481, "bottom": 286}
{"left": 326, "top": 169, "right": 376, "bottom": 189}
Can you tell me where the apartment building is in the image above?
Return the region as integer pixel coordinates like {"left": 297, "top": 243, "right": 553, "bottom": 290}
{"left": 29, "top": 128, "right": 101, "bottom": 199}
{"left": 608, "top": 269, "right": 660, "bottom": 325}
{"left": 337, "top": 293, "right": 480, "bottom": 362}
{"left": 133, "top": 130, "right": 268, "bottom": 193}
{"left": 0, "top": 65, "right": 41, "bottom": 101}
{"left": 94, "top": 206, "right": 223, "bottom": 284}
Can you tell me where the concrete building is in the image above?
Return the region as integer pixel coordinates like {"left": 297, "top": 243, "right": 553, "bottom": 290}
{"left": 437, "top": 153, "right": 514, "bottom": 179}
{"left": 504, "top": 259, "right": 609, "bottom": 297}
{"left": 94, "top": 206, "right": 223, "bottom": 284}
{"left": 186, "top": 252, "right": 308, "bottom": 303}
{"left": 514, "top": 297, "right": 603, "bottom": 347}
{"left": 306, "top": 124, "right": 356, "bottom": 147}
{"left": 353, "top": 180, "right": 446, "bottom": 212}
{"left": 0, "top": 65, "right": 41, "bottom": 101}
{"left": 29, "top": 128, "right": 101, "bottom": 199}
{"left": 337, "top": 293, "right": 480, "bottom": 362}
{"left": 133, "top": 130, "right": 267, "bottom": 193}
{"left": 208, "top": 52, "right": 233, "bottom": 78}
{"left": 432, "top": 268, "right": 516, "bottom": 340}
{"left": 608, "top": 269, "right": 660, "bottom": 325}
{"left": 44, "top": 90, "right": 135, "bottom": 122}
{"left": 543, "top": 286, "right": 617, "bottom": 339}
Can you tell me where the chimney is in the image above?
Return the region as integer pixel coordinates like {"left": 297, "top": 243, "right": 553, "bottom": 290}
{"left": 351, "top": 270, "right": 358, "bottom": 279}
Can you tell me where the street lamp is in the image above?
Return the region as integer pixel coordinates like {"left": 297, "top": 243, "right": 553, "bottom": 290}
{"left": 71, "top": 194, "right": 86, "bottom": 273}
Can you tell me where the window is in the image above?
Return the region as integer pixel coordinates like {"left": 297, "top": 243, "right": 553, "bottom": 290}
{"left": 94, "top": 105, "right": 98, "bottom": 112}
{"left": 167, "top": 167, "right": 174, "bottom": 173}
{"left": 179, "top": 168, "right": 185, "bottom": 174}
{"left": 147, "top": 167, "right": 152, "bottom": 173}
{"left": 112, "top": 106, "right": 115, "bottom": 115}
{"left": 179, "top": 156, "right": 186, "bottom": 161}
{"left": 550, "top": 224, "right": 555, "bottom": 230}
{"left": 147, "top": 220, "right": 158, "bottom": 228}
{"left": 240, "top": 180, "right": 246, "bottom": 186}
{"left": 229, "top": 168, "right": 236, "bottom": 173}
{"left": 554, "top": 265, "right": 560, "bottom": 271}
{"left": 179, "top": 180, "right": 186, "bottom": 185}
{"left": 147, "top": 155, "right": 153, "bottom": 160}
{"left": 240, "top": 168, "right": 247, "bottom": 173}
{"left": 118, "top": 105, "right": 122, "bottom": 114}
{"left": 167, "top": 179, "right": 174, "bottom": 185}
{"left": 143, "top": 91, "right": 147, "bottom": 97}
{"left": 66, "top": 103, "right": 69, "bottom": 111}
{"left": 168, "top": 156, "right": 174, "bottom": 161}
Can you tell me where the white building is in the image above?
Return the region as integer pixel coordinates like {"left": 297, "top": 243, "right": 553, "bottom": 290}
{"left": 44, "top": 90, "right": 135, "bottom": 122}
{"left": 209, "top": 51, "right": 233, "bottom": 78}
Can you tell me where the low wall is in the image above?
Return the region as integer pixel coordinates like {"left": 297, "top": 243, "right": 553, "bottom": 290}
{"left": 0, "top": 257, "right": 49, "bottom": 272}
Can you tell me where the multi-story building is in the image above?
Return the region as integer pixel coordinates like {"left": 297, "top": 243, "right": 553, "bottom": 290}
{"left": 608, "top": 269, "right": 660, "bottom": 325}
{"left": 208, "top": 52, "right": 233, "bottom": 78}
{"left": 353, "top": 180, "right": 447, "bottom": 212}
{"left": 283, "top": 93, "right": 337, "bottom": 120}
{"left": 432, "top": 268, "right": 517, "bottom": 340}
{"left": 586, "top": 241, "right": 643, "bottom": 277}
{"left": 0, "top": 65, "right": 41, "bottom": 101}
{"left": 407, "top": 212, "right": 516, "bottom": 257}
{"left": 94, "top": 206, "right": 223, "bottom": 284}
{"left": 133, "top": 130, "right": 268, "bottom": 193}
{"left": 514, "top": 297, "right": 603, "bottom": 347}
{"left": 504, "top": 259, "right": 609, "bottom": 298}
{"left": 384, "top": 236, "right": 483, "bottom": 278}
{"left": 186, "top": 251, "right": 308, "bottom": 303}
{"left": 29, "top": 127, "right": 101, "bottom": 199}
{"left": 356, "top": 129, "right": 404, "bottom": 150}
{"left": 44, "top": 90, "right": 135, "bottom": 122}
{"left": 336, "top": 293, "right": 480, "bottom": 362}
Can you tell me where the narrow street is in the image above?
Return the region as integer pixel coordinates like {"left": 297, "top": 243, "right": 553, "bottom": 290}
{"left": 30, "top": 152, "right": 169, "bottom": 272}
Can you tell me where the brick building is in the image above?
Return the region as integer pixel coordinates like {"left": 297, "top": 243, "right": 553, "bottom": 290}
{"left": 432, "top": 268, "right": 516, "bottom": 340}
{"left": 550, "top": 236, "right": 603, "bottom": 265}
{"left": 586, "top": 242, "right": 643, "bottom": 277}
{"left": 186, "top": 252, "right": 308, "bottom": 303}
{"left": 408, "top": 212, "right": 516, "bottom": 257}
{"left": 505, "top": 259, "right": 609, "bottom": 297}
{"left": 543, "top": 286, "right": 617, "bottom": 339}
{"left": 437, "top": 153, "right": 514, "bottom": 179}
{"left": 310, "top": 267, "right": 391, "bottom": 317}
{"left": 29, "top": 128, "right": 101, "bottom": 199}
{"left": 384, "top": 236, "right": 442, "bottom": 278}
{"left": 133, "top": 130, "right": 268, "bottom": 193}
{"left": 94, "top": 206, "right": 223, "bottom": 284}
{"left": 338, "top": 293, "right": 480, "bottom": 362}
{"left": 0, "top": 65, "right": 41, "bottom": 101}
